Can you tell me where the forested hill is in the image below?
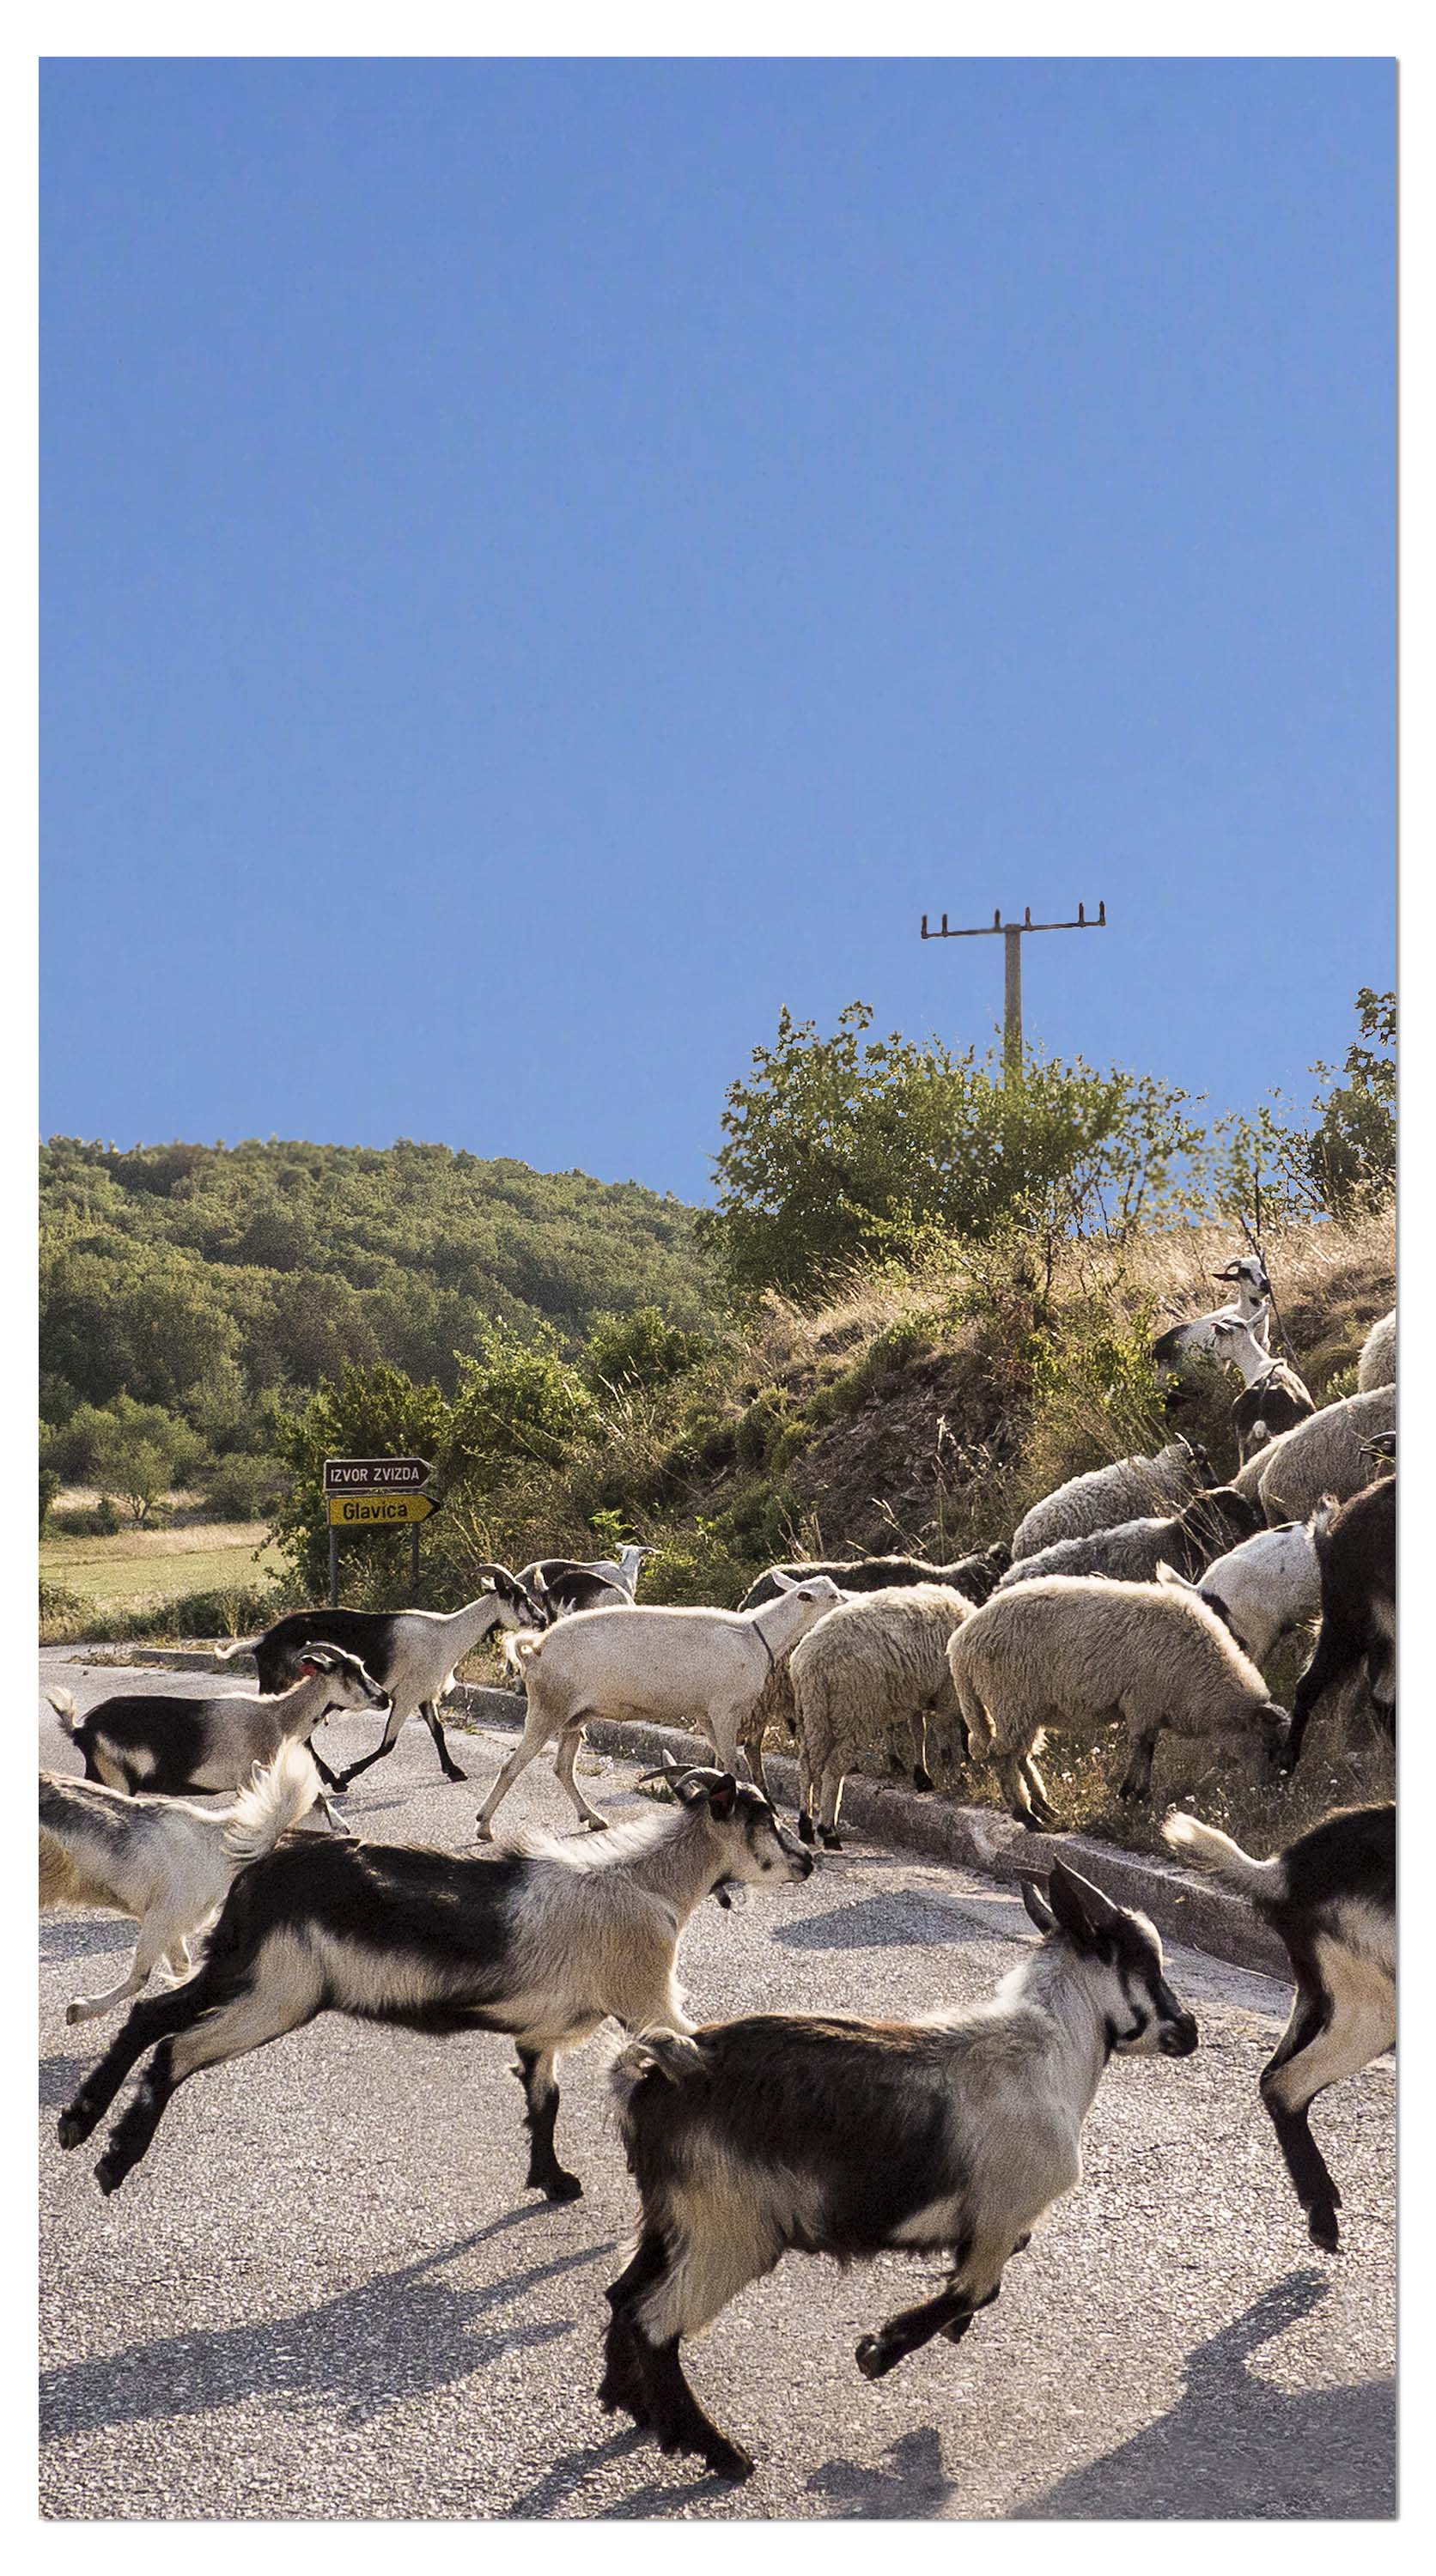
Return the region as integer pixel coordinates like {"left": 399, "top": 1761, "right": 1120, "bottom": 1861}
{"left": 40, "top": 1136, "right": 712, "bottom": 1423}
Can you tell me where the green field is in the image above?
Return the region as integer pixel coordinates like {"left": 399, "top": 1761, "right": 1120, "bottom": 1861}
{"left": 40, "top": 1523, "right": 283, "bottom": 1607}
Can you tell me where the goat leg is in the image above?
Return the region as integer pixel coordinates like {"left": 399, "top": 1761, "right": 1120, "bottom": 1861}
{"left": 856, "top": 2277, "right": 999, "bottom": 2379}
{"left": 420, "top": 1698, "right": 467, "bottom": 1783}
{"left": 514, "top": 2047, "right": 582, "bottom": 2201}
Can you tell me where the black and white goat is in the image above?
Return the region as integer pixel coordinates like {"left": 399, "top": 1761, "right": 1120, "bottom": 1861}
{"left": 1164, "top": 1804, "right": 1393, "bottom": 2250}
{"left": 47, "top": 1648, "right": 386, "bottom": 1828}
{"left": 40, "top": 1737, "right": 324, "bottom": 2024}
{"left": 1283, "top": 1473, "right": 1396, "bottom": 1772}
{"left": 520, "top": 1546, "right": 654, "bottom": 1614}
{"left": 1211, "top": 1316, "right": 1317, "bottom": 1461}
{"left": 601, "top": 1857, "right": 1198, "bottom": 2481}
{"left": 56, "top": 1761, "right": 813, "bottom": 2204}
{"left": 222, "top": 1569, "right": 545, "bottom": 1787}
{"left": 739, "top": 1542, "right": 1010, "bottom": 1612}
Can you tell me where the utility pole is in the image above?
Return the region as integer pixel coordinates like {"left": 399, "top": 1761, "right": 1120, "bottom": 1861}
{"left": 920, "top": 901, "right": 1107, "bottom": 1083}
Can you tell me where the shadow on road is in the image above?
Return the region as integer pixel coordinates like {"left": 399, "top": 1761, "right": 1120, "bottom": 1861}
{"left": 40, "top": 2208, "right": 617, "bottom": 2442}
{"left": 771, "top": 1893, "right": 984, "bottom": 1951}
{"left": 1012, "top": 2271, "right": 1396, "bottom": 2519}
{"left": 806, "top": 2424, "right": 958, "bottom": 2516}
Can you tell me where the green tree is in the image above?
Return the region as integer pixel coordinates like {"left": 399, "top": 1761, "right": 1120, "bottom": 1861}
{"left": 39, "top": 1467, "right": 60, "bottom": 1534}
{"left": 697, "top": 1003, "right": 1206, "bottom": 1302}
{"left": 584, "top": 1306, "right": 709, "bottom": 1395}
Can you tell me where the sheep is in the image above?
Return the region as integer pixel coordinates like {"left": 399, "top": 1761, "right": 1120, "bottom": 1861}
{"left": 946, "top": 1576, "right": 1291, "bottom": 1828}
{"left": 1357, "top": 1310, "right": 1396, "bottom": 1392}
{"left": 40, "top": 1737, "right": 324, "bottom": 2026}
{"left": 599, "top": 1855, "right": 1198, "bottom": 2481}
{"left": 1283, "top": 1473, "right": 1396, "bottom": 1773}
{"left": 1163, "top": 1804, "right": 1393, "bottom": 2250}
{"left": 1009, "top": 1437, "right": 1211, "bottom": 1564}
{"left": 1209, "top": 1315, "right": 1317, "bottom": 1461}
{"left": 995, "top": 1485, "right": 1261, "bottom": 1590}
{"left": 46, "top": 1648, "right": 388, "bottom": 1831}
{"left": 1187, "top": 1510, "right": 1330, "bottom": 1665}
{"left": 1232, "top": 1386, "right": 1396, "bottom": 1525}
{"left": 473, "top": 1575, "right": 847, "bottom": 1840}
{"left": 219, "top": 1568, "right": 545, "bottom": 1787}
{"left": 1152, "top": 1254, "right": 1272, "bottom": 1387}
{"left": 787, "top": 1583, "right": 976, "bottom": 1848}
{"left": 739, "top": 1541, "right": 1010, "bottom": 1612}
{"left": 56, "top": 1760, "right": 814, "bottom": 2205}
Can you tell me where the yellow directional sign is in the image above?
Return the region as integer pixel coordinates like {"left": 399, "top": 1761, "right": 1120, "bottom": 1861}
{"left": 328, "top": 1492, "right": 439, "bottom": 1529}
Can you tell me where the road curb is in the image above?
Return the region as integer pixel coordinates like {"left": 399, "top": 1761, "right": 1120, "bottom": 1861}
{"left": 68, "top": 1641, "right": 1288, "bottom": 1980}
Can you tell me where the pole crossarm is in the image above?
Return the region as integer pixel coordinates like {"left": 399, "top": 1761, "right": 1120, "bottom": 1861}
{"left": 919, "top": 901, "right": 1107, "bottom": 939}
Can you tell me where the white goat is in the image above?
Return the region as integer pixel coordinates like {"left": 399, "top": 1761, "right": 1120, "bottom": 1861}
{"left": 1357, "top": 1310, "right": 1396, "bottom": 1392}
{"left": 1185, "top": 1510, "right": 1330, "bottom": 1665}
{"left": 40, "top": 1738, "right": 323, "bottom": 2025}
{"left": 1152, "top": 1255, "right": 1272, "bottom": 1385}
{"left": 476, "top": 1574, "right": 846, "bottom": 1838}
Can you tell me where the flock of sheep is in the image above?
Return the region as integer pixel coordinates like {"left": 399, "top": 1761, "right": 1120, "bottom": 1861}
{"left": 39, "top": 1261, "right": 1396, "bottom": 2485}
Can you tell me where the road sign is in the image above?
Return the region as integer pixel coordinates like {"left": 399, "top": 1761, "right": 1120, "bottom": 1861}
{"left": 324, "top": 1457, "right": 432, "bottom": 1495}
{"left": 327, "top": 1492, "right": 440, "bottom": 1528}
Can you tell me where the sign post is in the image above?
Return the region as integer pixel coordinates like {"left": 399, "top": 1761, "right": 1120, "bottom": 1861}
{"left": 322, "top": 1459, "right": 438, "bottom": 1605}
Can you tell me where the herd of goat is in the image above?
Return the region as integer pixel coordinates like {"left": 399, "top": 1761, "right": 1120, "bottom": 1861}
{"left": 40, "top": 1267, "right": 1396, "bottom": 2482}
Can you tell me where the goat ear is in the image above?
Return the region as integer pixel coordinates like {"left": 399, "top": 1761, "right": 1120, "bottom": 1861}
{"left": 1046, "top": 1858, "right": 1122, "bottom": 1948}
{"left": 1019, "top": 1876, "right": 1056, "bottom": 1935}
{"left": 770, "top": 1568, "right": 797, "bottom": 1591}
{"left": 707, "top": 1774, "right": 739, "bottom": 1820}
{"left": 1154, "top": 1560, "right": 1193, "bottom": 1590}
{"left": 298, "top": 1658, "right": 320, "bottom": 1678}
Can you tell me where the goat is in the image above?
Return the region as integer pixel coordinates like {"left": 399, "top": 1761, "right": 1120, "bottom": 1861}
{"left": 474, "top": 1574, "right": 846, "bottom": 1839}
{"left": 40, "top": 1737, "right": 323, "bottom": 2025}
{"left": 1186, "top": 1510, "right": 1329, "bottom": 1665}
{"left": 1283, "top": 1474, "right": 1396, "bottom": 1773}
{"left": 528, "top": 1566, "right": 632, "bottom": 1618}
{"left": 1163, "top": 1805, "right": 1393, "bottom": 2250}
{"left": 1211, "top": 1316, "right": 1317, "bottom": 1461}
{"left": 739, "top": 1542, "right": 1010, "bottom": 1613}
{"left": 995, "top": 1485, "right": 1260, "bottom": 1590}
{"left": 46, "top": 1648, "right": 387, "bottom": 1830}
{"left": 1152, "top": 1255, "right": 1272, "bottom": 1388}
{"left": 520, "top": 1545, "right": 654, "bottom": 1602}
{"left": 219, "top": 1569, "right": 545, "bottom": 1787}
{"left": 600, "top": 1856, "right": 1198, "bottom": 2480}
{"left": 948, "top": 1576, "right": 1290, "bottom": 1828}
{"left": 55, "top": 1761, "right": 813, "bottom": 2204}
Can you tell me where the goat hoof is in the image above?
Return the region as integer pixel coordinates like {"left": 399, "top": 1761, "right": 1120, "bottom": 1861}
{"left": 443, "top": 1767, "right": 469, "bottom": 1785}
{"left": 583, "top": 1816, "right": 611, "bottom": 1833}
{"left": 541, "top": 2171, "right": 583, "bottom": 2202}
{"left": 94, "top": 2155, "right": 123, "bottom": 2196}
{"left": 473, "top": 1819, "right": 495, "bottom": 1843}
{"left": 911, "top": 1766, "right": 934, "bottom": 1793}
{"left": 855, "top": 2335, "right": 896, "bottom": 2381}
{"left": 819, "top": 1829, "right": 844, "bottom": 1850}
{"left": 797, "top": 1813, "right": 816, "bottom": 1845}
{"left": 64, "top": 2002, "right": 82, "bottom": 2026}
{"left": 1308, "top": 2203, "right": 1342, "bottom": 2252}
{"left": 703, "top": 2439, "right": 755, "bottom": 2482}
{"left": 57, "top": 2108, "right": 87, "bottom": 2150}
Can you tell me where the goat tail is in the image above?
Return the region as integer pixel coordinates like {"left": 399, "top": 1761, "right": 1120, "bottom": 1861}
{"left": 506, "top": 1631, "right": 545, "bottom": 1673}
{"left": 1162, "top": 1812, "right": 1285, "bottom": 1901}
{"left": 212, "top": 1637, "right": 259, "bottom": 1663}
{"left": 223, "top": 1737, "right": 320, "bottom": 1862}
{"left": 610, "top": 2026, "right": 705, "bottom": 2117}
{"left": 46, "top": 1689, "right": 81, "bottom": 1735}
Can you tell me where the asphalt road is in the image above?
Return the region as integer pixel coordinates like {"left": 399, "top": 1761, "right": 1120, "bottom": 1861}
{"left": 39, "top": 1654, "right": 1396, "bottom": 2522}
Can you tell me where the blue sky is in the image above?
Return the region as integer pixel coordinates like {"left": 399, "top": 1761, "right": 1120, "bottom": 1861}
{"left": 41, "top": 58, "right": 1395, "bottom": 1203}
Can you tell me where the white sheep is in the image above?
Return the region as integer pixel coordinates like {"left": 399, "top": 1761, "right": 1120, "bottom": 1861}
{"left": 1357, "top": 1309, "right": 1396, "bottom": 1392}
{"left": 946, "top": 1575, "right": 1290, "bottom": 1827}
{"left": 788, "top": 1583, "right": 974, "bottom": 1848}
{"left": 1183, "top": 1510, "right": 1330, "bottom": 1665}
{"left": 474, "top": 1574, "right": 846, "bottom": 1838}
{"left": 995, "top": 1486, "right": 1260, "bottom": 1590}
{"left": 1232, "top": 1385, "right": 1396, "bottom": 1524}
{"left": 1009, "top": 1437, "right": 1210, "bottom": 1563}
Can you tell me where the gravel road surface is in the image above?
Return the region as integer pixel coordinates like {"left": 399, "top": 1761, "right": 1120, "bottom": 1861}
{"left": 39, "top": 1655, "right": 1396, "bottom": 2521}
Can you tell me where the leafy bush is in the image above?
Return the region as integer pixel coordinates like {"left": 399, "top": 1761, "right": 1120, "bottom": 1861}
{"left": 585, "top": 1306, "right": 710, "bottom": 1395}
{"left": 50, "top": 1498, "right": 125, "bottom": 1538}
{"left": 39, "top": 1467, "right": 61, "bottom": 1534}
{"left": 201, "top": 1452, "right": 290, "bottom": 1522}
